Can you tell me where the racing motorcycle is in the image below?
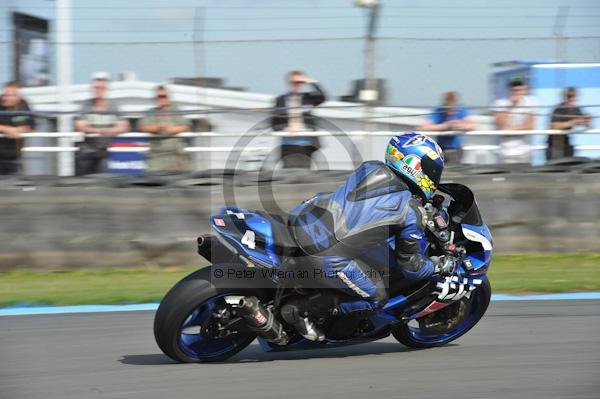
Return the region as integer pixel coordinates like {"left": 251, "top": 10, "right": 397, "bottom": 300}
{"left": 154, "top": 183, "right": 493, "bottom": 363}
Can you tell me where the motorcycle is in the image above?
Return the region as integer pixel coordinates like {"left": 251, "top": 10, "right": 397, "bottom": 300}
{"left": 154, "top": 182, "right": 493, "bottom": 363}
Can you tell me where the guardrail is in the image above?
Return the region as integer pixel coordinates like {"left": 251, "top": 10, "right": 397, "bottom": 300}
{"left": 9, "top": 129, "right": 600, "bottom": 151}
{"left": 3, "top": 129, "right": 600, "bottom": 175}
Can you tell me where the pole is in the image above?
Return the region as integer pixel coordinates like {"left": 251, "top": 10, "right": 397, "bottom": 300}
{"left": 193, "top": 7, "right": 207, "bottom": 172}
{"left": 553, "top": 6, "right": 569, "bottom": 62}
{"left": 360, "top": 1, "right": 380, "bottom": 160}
{"left": 364, "top": 4, "right": 379, "bottom": 124}
{"left": 56, "top": 0, "right": 74, "bottom": 176}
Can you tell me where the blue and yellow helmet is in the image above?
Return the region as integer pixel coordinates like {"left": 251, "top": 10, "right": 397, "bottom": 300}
{"left": 385, "top": 132, "right": 445, "bottom": 200}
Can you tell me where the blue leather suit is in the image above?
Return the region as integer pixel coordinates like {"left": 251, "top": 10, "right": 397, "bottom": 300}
{"left": 289, "top": 161, "right": 435, "bottom": 313}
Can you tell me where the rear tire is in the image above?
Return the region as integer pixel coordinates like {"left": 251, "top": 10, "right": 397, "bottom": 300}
{"left": 392, "top": 278, "right": 491, "bottom": 348}
{"left": 153, "top": 266, "right": 263, "bottom": 363}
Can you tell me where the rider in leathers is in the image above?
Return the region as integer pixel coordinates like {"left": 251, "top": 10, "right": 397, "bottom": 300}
{"left": 286, "top": 133, "right": 457, "bottom": 340}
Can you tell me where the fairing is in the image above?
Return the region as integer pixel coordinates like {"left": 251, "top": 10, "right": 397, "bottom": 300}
{"left": 204, "top": 180, "right": 492, "bottom": 350}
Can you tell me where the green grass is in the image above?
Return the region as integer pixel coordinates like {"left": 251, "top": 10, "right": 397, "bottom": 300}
{"left": 0, "top": 267, "right": 197, "bottom": 307}
{"left": 1, "top": 254, "right": 599, "bottom": 307}
{"left": 488, "top": 254, "right": 600, "bottom": 294}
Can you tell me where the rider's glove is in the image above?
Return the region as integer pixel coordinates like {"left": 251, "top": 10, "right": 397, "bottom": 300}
{"left": 431, "top": 255, "right": 458, "bottom": 276}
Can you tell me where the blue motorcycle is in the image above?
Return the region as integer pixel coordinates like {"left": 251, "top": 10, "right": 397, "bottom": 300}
{"left": 154, "top": 183, "right": 493, "bottom": 363}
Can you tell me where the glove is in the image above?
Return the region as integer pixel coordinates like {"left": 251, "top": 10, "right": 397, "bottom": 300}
{"left": 431, "top": 255, "right": 458, "bottom": 276}
{"left": 433, "top": 275, "right": 483, "bottom": 301}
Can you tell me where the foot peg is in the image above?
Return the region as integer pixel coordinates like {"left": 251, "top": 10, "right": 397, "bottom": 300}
{"left": 281, "top": 300, "right": 325, "bottom": 341}
{"left": 295, "top": 317, "right": 326, "bottom": 341}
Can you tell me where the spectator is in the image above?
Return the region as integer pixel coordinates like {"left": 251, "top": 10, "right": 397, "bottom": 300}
{"left": 74, "top": 73, "right": 129, "bottom": 175}
{"left": 418, "top": 91, "right": 476, "bottom": 163}
{"left": 139, "top": 85, "right": 191, "bottom": 172}
{"left": 547, "top": 87, "right": 591, "bottom": 160}
{"left": 0, "top": 81, "right": 35, "bottom": 175}
{"left": 271, "top": 70, "right": 326, "bottom": 168}
{"left": 493, "top": 79, "right": 538, "bottom": 163}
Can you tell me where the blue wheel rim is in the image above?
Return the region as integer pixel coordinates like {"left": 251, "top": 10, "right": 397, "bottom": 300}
{"left": 407, "top": 288, "right": 486, "bottom": 344}
{"left": 177, "top": 293, "right": 254, "bottom": 359}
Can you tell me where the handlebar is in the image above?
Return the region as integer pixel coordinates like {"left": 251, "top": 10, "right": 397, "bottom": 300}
{"left": 443, "top": 243, "right": 467, "bottom": 258}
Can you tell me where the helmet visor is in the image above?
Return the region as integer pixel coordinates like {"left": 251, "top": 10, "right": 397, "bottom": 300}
{"left": 421, "top": 155, "right": 443, "bottom": 186}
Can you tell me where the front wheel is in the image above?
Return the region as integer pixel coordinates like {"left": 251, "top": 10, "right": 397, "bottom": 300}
{"left": 153, "top": 266, "right": 263, "bottom": 363}
{"left": 392, "top": 278, "right": 491, "bottom": 348}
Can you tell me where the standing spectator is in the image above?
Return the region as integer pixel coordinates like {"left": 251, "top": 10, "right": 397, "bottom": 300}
{"left": 0, "top": 81, "right": 35, "bottom": 175}
{"left": 139, "top": 85, "right": 191, "bottom": 172}
{"left": 417, "top": 91, "right": 476, "bottom": 163}
{"left": 547, "top": 87, "right": 591, "bottom": 160}
{"left": 493, "top": 79, "right": 538, "bottom": 163}
{"left": 74, "top": 73, "right": 129, "bottom": 175}
{"left": 271, "top": 70, "right": 326, "bottom": 168}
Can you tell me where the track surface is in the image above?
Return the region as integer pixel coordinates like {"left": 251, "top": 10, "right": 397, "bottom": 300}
{"left": 1, "top": 300, "right": 599, "bottom": 399}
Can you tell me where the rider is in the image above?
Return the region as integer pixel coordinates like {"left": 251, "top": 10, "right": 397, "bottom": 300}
{"left": 285, "top": 132, "right": 457, "bottom": 340}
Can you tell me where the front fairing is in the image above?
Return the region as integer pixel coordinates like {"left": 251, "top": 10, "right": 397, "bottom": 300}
{"left": 437, "top": 183, "right": 493, "bottom": 276}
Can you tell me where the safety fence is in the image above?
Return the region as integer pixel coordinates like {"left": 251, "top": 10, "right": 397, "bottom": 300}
{"left": 1, "top": 128, "right": 598, "bottom": 176}
{"left": 3, "top": 129, "right": 600, "bottom": 172}
{"left": 8, "top": 129, "right": 600, "bottom": 149}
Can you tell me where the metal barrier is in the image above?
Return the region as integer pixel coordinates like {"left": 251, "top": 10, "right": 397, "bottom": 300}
{"left": 3, "top": 129, "right": 600, "bottom": 174}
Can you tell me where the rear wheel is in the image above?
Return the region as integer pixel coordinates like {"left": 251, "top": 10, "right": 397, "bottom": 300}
{"left": 153, "top": 266, "right": 264, "bottom": 363}
{"left": 392, "top": 278, "right": 491, "bottom": 348}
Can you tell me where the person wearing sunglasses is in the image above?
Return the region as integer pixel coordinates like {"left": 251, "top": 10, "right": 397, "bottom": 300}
{"left": 271, "top": 70, "right": 327, "bottom": 168}
{"left": 139, "top": 85, "right": 191, "bottom": 172}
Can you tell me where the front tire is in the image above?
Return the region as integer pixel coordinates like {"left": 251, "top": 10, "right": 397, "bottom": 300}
{"left": 392, "top": 278, "right": 491, "bottom": 348}
{"left": 153, "top": 266, "right": 261, "bottom": 363}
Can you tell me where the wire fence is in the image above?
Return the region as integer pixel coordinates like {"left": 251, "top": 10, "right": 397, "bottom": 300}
{"left": 2, "top": 35, "right": 600, "bottom": 107}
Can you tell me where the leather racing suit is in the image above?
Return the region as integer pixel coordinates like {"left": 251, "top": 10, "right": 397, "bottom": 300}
{"left": 289, "top": 161, "right": 436, "bottom": 314}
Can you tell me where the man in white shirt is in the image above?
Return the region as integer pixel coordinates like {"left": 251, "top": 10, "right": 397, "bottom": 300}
{"left": 493, "top": 80, "right": 538, "bottom": 163}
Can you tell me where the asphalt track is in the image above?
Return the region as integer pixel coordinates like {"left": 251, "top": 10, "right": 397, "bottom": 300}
{"left": 1, "top": 300, "right": 599, "bottom": 399}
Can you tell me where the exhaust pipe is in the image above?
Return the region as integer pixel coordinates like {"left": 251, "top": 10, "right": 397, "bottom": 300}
{"left": 197, "top": 234, "right": 239, "bottom": 264}
{"left": 237, "top": 296, "right": 289, "bottom": 345}
{"left": 197, "top": 234, "right": 213, "bottom": 260}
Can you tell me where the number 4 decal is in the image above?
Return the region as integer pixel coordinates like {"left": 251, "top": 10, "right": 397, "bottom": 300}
{"left": 241, "top": 230, "right": 256, "bottom": 249}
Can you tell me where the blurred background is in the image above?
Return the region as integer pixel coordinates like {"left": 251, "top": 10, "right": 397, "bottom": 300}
{"left": 0, "top": 0, "right": 599, "bottom": 274}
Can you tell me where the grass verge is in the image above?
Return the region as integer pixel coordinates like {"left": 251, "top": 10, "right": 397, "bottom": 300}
{"left": 1, "top": 254, "right": 599, "bottom": 307}
{"left": 487, "top": 254, "right": 600, "bottom": 294}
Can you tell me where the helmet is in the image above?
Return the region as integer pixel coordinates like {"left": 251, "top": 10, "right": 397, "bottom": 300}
{"left": 385, "top": 133, "right": 445, "bottom": 201}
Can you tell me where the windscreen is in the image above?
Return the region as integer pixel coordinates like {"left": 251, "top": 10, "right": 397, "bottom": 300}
{"left": 438, "top": 183, "right": 483, "bottom": 226}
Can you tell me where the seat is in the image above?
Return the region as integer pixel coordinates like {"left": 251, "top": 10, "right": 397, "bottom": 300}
{"left": 256, "top": 211, "right": 301, "bottom": 257}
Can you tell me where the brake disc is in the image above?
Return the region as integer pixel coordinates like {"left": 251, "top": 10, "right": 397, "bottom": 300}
{"left": 418, "top": 297, "right": 471, "bottom": 335}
